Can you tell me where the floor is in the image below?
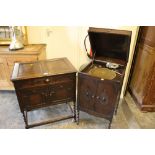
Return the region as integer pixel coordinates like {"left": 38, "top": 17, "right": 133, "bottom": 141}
{"left": 111, "top": 92, "right": 155, "bottom": 129}
{"left": 0, "top": 91, "right": 155, "bottom": 129}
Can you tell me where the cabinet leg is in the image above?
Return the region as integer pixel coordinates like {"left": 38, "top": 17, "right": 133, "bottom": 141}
{"left": 114, "top": 107, "right": 118, "bottom": 115}
{"left": 108, "top": 117, "right": 113, "bottom": 129}
{"left": 114, "top": 100, "right": 120, "bottom": 115}
{"left": 73, "top": 101, "right": 76, "bottom": 122}
{"left": 108, "top": 121, "right": 112, "bottom": 129}
{"left": 76, "top": 104, "right": 79, "bottom": 125}
{"left": 22, "top": 110, "right": 28, "bottom": 129}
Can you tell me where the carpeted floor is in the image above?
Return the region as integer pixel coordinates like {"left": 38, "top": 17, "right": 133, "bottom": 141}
{"left": 0, "top": 91, "right": 110, "bottom": 129}
{"left": 1, "top": 91, "right": 155, "bottom": 129}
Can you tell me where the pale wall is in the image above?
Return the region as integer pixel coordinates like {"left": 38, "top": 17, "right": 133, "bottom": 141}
{"left": 27, "top": 26, "right": 139, "bottom": 98}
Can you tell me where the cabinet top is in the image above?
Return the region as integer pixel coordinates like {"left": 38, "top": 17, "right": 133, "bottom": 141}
{"left": 11, "top": 57, "right": 77, "bottom": 81}
{"left": 0, "top": 44, "right": 46, "bottom": 55}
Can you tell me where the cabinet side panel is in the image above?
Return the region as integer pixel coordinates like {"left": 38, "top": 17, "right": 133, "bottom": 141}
{"left": 130, "top": 45, "right": 155, "bottom": 106}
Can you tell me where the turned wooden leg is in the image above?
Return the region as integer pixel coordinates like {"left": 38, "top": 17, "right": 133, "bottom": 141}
{"left": 76, "top": 103, "right": 79, "bottom": 125}
{"left": 73, "top": 101, "right": 76, "bottom": 122}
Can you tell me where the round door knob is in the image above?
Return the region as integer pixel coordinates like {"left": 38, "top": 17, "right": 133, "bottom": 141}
{"left": 91, "top": 95, "right": 95, "bottom": 98}
{"left": 102, "top": 97, "right": 106, "bottom": 102}
{"left": 96, "top": 96, "right": 100, "bottom": 100}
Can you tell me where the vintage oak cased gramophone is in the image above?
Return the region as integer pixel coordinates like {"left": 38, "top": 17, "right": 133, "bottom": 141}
{"left": 77, "top": 27, "right": 132, "bottom": 128}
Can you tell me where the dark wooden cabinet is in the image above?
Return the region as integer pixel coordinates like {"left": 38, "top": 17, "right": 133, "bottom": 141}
{"left": 129, "top": 26, "right": 155, "bottom": 111}
{"left": 77, "top": 27, "right": 132, "bottom": 128}
{"left": 11, "top": 58, "right": 77, "bottom": 128}
{"left": 78, "top": 73, "right": 120, "bottom": 119}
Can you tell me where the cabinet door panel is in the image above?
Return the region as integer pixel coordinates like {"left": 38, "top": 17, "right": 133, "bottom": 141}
{"left": 20, "top": 87, "right": 48, "bottom": 109}
{"left": 94, "top": 81, "right": 119, "bottom": 117}
{"left": 48, "top": 82, "right": 75, "bottom": 102}
{"left": 78, "top": 73, "right": 97, "bottom": 111}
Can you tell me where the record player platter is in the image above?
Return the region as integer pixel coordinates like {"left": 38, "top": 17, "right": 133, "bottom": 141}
{"left": 88, "top": 67, "right": 116, "bottom": 80}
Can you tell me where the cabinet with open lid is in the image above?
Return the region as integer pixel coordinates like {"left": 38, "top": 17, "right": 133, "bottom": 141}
{"left": 77, "top": 27, "right": 132, "bottom": 128}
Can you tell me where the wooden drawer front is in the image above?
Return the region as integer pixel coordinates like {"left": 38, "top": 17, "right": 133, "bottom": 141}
{"left": 20, "top": 86, "right": 48, "bottom": 109}
{"left": 51, "top": 74, "right": 75, "bottom": 83}
{"left": 7, "top": 56, "right": 37, "bottom": 66}
{"left": 47, "top": 82, "right": 75, "bottom": 102}
{"left": 14, "top": 73, "right": 75, "bottom": 89}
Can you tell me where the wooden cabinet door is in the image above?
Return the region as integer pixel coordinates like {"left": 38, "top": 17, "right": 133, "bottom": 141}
{"left": 129, "top": 27, "right": 155, "bottom": 111}
{"left": 20, "top": 86, "right": 48, "bottom": 110}
{"left": 78, "top": 73, "right": 97, "bottom": 111}
{"left": 94, "top": 81, "right": 118, "bottom": 118}
{"left": 0, "top": 57, "right": 10, "bottom": 89}
{"left": 48, "top": 82, "right": 75, "bottom": 103}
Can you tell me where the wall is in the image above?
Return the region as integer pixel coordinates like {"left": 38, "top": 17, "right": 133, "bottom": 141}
{"left": 27, "top": 26, "right": 79, "bottom": 68}
{"left": 27, "top": 26, "right": 139, "bottom": 98}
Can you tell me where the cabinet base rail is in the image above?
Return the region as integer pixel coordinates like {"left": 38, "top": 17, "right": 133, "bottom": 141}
{"left": 24, "top": 115, "right": 74, "bottom": 129}
{"left": 22, "top": 102, "right": 76, "bottom": 129}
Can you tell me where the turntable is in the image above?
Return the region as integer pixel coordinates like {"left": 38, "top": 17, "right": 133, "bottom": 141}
{"left": 77, "top": 27, "right": 132, "bottom": 128}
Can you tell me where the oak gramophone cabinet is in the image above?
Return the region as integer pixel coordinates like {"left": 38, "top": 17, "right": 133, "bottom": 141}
{"left": 11, "top": 27, "right": 132, "bottom": 129}
{"left": 77, "top": 27, "right": 132, "bottom": 128}
{"left": 11, "top": 58, "right": 77, "bottom": 128}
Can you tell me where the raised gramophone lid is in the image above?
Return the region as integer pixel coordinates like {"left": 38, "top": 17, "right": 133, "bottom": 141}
{"left": 88, "top": 67, "right": 116, "bottom": 80}
{"left": 88, "top": 27, "right": 132, "bottom": 64}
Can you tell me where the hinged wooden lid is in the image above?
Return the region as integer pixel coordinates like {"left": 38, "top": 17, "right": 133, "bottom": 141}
{"left": 11, "top": 57, "right": 77, "bottom": 81}
{"left": 88, "top": 27, "right": 132, "bottom": 65}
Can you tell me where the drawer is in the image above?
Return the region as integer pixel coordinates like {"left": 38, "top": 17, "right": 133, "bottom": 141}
{"left": 7, "top": 56, "right": 37, "bottom": 66}
{"left": 14, "top": 73, "right": 76, "bottom": 89}
{"left": 51, "top": 74, "right": 75, "bottom": 83}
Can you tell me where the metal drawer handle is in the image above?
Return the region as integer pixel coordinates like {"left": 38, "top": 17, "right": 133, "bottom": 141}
{"left": 45, "top": 78, "right": 50, "bottom": 82}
